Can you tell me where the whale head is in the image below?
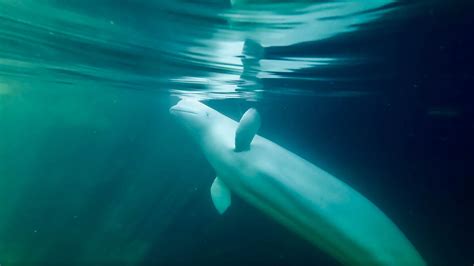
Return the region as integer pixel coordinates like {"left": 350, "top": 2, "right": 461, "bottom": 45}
{"left": 170, "top": 99, "right": 221, "bottom": 135}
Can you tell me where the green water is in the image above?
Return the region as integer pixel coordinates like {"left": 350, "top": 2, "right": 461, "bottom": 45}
{"left": 1, "top": 0, "right": 472, "bottom": 265}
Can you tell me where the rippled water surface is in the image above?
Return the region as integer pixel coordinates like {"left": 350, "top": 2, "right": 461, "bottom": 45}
{"left": 0, "top": 0, "right": 410, "bottom": 99}
{"left": 0, "top": 0, "right": 473, "bottom": 265}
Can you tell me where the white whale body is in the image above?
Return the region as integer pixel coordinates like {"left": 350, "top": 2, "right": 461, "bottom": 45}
{"left": 170, "top": 99, "right": 425, "bottom": 266}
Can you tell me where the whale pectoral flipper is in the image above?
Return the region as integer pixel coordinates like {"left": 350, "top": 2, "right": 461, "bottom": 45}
{"left": 235, "top": 108, "right": 261, "bottom": 152}
{"left": 210, "top": 177, "right": 231, "bottom": 214}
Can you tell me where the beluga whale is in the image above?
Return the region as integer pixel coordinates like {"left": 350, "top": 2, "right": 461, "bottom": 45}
{"left": 170, "top": 99, "right": 425, "bottom": 266}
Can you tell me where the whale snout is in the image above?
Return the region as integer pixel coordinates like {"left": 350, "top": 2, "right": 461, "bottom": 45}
{"left": 170, "top": 99, "right": 213, "bottom": 132}
{"left": 170, "top": 107, "right": 198, "bottom": 115}
{"left": 169, "top": 99, "right": 204, "bottom": 116}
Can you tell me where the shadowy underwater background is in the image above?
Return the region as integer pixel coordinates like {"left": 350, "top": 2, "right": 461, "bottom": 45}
{"left": 0, "top": 0, "right": 473, "bottom": 265}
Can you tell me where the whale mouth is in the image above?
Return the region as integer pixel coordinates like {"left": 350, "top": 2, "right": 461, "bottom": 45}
{"left": 170, "top": 105, "right": 198, "bottom": 115}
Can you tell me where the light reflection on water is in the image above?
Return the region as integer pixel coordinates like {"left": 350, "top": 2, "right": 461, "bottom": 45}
{"left": 1, "top": 1, "right": 470, "bottom": 265}
{"left": 0, "top": 0, "right": 404, "bottom": 100}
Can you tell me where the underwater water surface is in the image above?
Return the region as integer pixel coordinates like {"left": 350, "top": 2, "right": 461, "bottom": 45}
{"left": 0, "top": 0, "right": 473, "bottom": 265}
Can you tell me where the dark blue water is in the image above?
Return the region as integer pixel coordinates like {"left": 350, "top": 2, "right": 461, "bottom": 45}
{"left": 0, "top": 0, "right": 472, "bottom": 265}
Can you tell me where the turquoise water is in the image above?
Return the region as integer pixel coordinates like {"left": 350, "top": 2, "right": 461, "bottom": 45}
{"left": 1, "top": 0, "right": 472, "bottom": 265}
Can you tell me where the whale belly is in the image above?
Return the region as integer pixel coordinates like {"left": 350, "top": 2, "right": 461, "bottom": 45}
{"left": 214, "top": 137, "right": 425, "bottom": 266}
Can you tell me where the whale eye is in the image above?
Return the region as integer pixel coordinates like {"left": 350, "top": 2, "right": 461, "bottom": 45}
{"left": 206, "top": 112, "right": 210, "bottom": 117}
